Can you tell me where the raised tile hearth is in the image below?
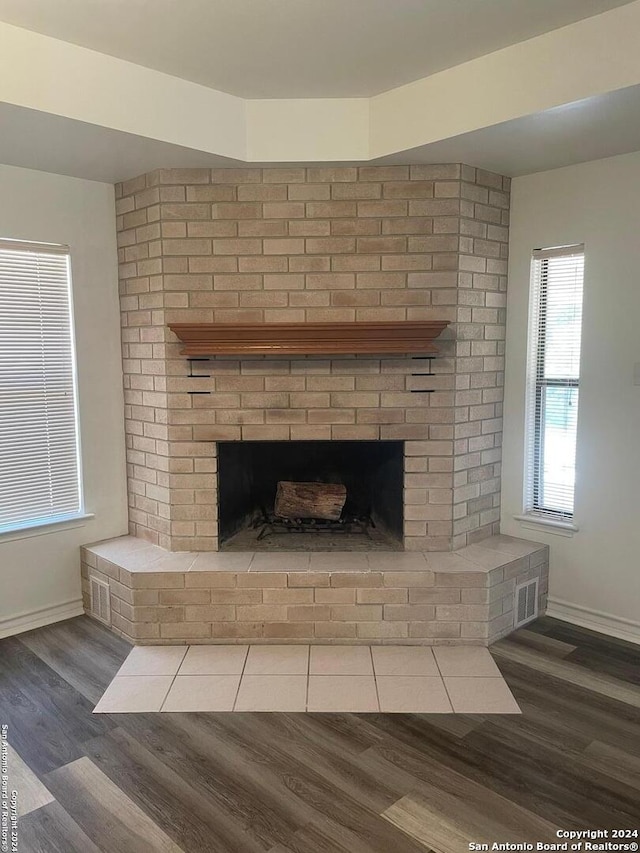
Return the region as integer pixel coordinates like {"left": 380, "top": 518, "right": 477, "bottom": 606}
{"left": 81, "top": 534, "right": 548, "bottom": 646}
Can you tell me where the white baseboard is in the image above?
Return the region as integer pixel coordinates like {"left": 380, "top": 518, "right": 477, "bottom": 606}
{"left": 546, "top": 597, "right": 640, "bottom": 646}
{"left": 0, "top": 598, "right": 84, "bottom": 639}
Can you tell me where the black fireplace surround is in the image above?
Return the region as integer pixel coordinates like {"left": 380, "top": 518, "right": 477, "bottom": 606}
{"left": 217, "top": 440, "right": 404, "bottom": 548}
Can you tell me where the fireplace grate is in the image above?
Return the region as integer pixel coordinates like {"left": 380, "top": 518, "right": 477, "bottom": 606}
{"left": 254, "top": 510, "right": 375, "bottom": 541}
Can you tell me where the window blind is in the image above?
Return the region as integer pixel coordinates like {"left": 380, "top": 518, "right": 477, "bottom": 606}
{"left": 0, "top": 240, "right": 82, "bottom": 532}
{"left": 524, "top": 244, "right": 584, "bottom": 519}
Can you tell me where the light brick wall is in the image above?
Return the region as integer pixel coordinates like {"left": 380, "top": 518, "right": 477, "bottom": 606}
{"left": 453, "top": 166, "right": 510, "bottom": 548}
{"left": 115, "top": 164, "right": 509, "bottom": 552}
{"left": 81, "top": 543, "right": 549, "bottom": 645}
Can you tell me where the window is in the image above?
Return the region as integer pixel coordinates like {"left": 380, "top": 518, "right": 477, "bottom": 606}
{"left": 0, "top": 240, "right": 83, "bottom": 533}
{"left": 524, "top": 244, "right": 584, "bottom": 520}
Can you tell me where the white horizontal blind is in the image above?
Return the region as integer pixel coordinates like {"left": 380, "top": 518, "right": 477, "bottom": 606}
{"left": 524, "top": 244, "right": 584, "bottom": 519}
{"left": 0, "top": 240, "right": 82, "bottom": 532}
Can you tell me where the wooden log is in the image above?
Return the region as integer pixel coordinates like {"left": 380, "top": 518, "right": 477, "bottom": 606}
{"left": 274, "top": 481, "right": 347, "bottom": 521}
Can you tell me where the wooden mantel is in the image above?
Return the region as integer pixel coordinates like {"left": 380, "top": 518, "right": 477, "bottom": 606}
{"left": 168, "top": 321, "right": 450, "bottom": 356}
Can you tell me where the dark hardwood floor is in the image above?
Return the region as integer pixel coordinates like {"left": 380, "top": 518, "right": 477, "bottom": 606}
{"left": 1, "top": 615, "right": 639, "bottom": 852}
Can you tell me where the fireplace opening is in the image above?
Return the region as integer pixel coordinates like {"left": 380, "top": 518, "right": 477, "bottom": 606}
{"left": 218, "top": 441, "right": 404, "bottom": 551}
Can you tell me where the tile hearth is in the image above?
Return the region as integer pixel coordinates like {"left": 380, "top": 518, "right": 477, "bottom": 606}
{"left": 93, "top": 644, "right": 520, "bottom": 714}
{"left": 81, "top": 534, "right": 549, "bottom": 646}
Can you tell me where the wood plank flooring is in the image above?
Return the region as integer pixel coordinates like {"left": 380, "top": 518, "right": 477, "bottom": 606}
{"left": 1, "top": 615, "right": 639, "bottom": 852}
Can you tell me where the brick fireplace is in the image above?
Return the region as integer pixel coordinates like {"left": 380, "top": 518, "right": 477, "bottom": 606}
{"left": 81, "top": 164, "right": 550, "bottom": 647}
{"left": 115, "top": 164, "right": 510, "bottom": 553}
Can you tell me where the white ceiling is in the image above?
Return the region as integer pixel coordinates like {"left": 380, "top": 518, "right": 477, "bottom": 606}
{"left": 0, "top": 0, "right": 633, "bottom": 98}
{"left": 0, "top": 104, "right": 240, "bottom": 184}
{"left": 4, "top": 85, "right": 640, "bottom": 184}
{"left": 377, "top": 85, "right": 640, "bottom": 176}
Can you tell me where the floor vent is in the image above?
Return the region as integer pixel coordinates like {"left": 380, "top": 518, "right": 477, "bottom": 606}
{"left": 514, "top": 577, "right": 539, "bottom": 628}
{"left": 89, "top": 575, "right": 111, "bottom": 625}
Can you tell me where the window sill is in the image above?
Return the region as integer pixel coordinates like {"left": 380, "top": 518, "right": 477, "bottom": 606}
{"left": 0, "top": 513, "right": 95, "bottom": 543}
{"left": 513, "top": 513, "right": 578, "bottom": 537}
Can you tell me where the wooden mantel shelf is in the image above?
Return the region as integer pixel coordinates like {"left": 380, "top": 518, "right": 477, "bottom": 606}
{"left": 168, "top": 321, "right": 450, "bottom": 356}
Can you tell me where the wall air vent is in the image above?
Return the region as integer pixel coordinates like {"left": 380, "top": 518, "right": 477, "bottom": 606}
{"left": 89, "top": 575, "right": 111, "bottom": 625}
{"left": 514, "top": 578, "right": 539, "bottom": 628}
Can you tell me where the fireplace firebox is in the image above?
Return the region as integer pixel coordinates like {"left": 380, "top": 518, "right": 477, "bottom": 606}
{"left": 218, "top": 441, "right": 404, "bottom": 551}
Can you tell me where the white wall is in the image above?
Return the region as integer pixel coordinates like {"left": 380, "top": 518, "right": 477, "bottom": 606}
{"left": 502, "top": 151, "right": 640, "bottom": 643}
{"left": 0, "top": 164, "right": 127, "bottom": 636}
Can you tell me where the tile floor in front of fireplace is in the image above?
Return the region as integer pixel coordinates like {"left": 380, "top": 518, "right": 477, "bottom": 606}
{"left": 93, "top": 644, "right": 520, "bottom": 714}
